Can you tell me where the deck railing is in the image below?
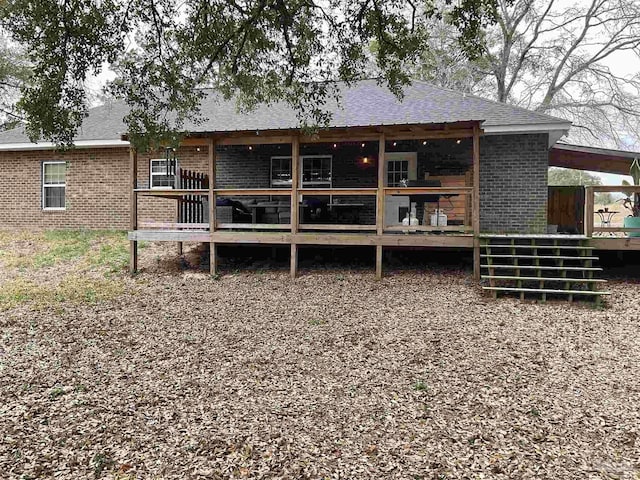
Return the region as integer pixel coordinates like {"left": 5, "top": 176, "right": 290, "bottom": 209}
{"left": 584, "top": 185, "right": 640, "bottom": 236}
{"left": 133, "top": 186, "right": 474, "bottom": 234}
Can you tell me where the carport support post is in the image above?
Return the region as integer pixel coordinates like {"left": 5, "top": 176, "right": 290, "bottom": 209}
{"left": 290, "top": 136, "right": 300, "bottom": 278}
{"left": 129, "top": 147, "right": 138, "bottom": 274}
{"left": 472, "top": 124, "right": 481, "bottom": 281}
{"left": 376, "top": 133, "right": 385, "bottom": 279}
{"left": 209, "top": 138, "right": 217, "bottom": 275}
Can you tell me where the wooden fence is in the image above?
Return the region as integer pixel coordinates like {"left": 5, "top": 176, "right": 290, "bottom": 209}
{"left": 177, "top": 169, "right": 209, "bottom": 224}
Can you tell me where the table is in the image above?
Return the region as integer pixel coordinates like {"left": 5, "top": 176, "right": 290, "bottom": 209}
{"left": 595, "top": 209, "right": 618, "bottom": 236}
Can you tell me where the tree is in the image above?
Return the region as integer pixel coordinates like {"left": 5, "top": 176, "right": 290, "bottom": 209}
{"left": 0, "top": 0, "right": 500, "bottom": 150}
{"left": 0, "top": 37, "right": 30, "bottom": 130}
{"left": 548, "top": 167, "right": 614, "bottom": 204}
{"left": 415, "top": 0, "right": 640, "bottom": 150}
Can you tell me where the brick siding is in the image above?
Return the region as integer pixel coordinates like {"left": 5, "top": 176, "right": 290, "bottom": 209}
{"left": 479, "top": 133, "right": 549, "bottom": 233}
{"left": 0, "top": 134, "right": 549, "bottom": 232}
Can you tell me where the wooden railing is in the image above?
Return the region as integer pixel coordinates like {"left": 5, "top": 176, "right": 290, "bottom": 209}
{"left": 584, "top": 185, "right": 640, "bottom": 236}
{"left": 133, "top": 186, "right": 474, "bottom": 234}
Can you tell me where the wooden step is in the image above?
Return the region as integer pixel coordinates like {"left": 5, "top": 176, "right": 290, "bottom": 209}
{"left": 482, "top": 264, "right": 603, "bottom": 271}
{"left": 482, "top": 275, "right": 607, "bottom": 283}
{"left": 482, "top": 286, "right": 611, "bottom": 295}
{"left": 481, "top": 254, "right": 599, "bottom": 260}
{"left": 484, "top": 244, "right": 594, "bottom": 250}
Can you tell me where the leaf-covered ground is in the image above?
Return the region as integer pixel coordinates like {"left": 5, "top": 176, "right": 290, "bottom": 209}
{"left": 1, "top": 232, "right": 639, "bottom": 479}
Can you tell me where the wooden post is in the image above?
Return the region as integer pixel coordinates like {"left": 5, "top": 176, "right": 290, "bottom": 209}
{"left": 472, "top": 124, "right": 481, "bottom": 281}
{"left": 584, "top": 186, "right": 594, "bottom": 237}
{"left": 129, "top": 147, "right": 138, "bottom": 274}
{"left": 176, "top": 166, "right": 183, "bottom": 255}
{"left": 208, "top": 138, "right": 217, "bottom": 275}
{"left": 290, "top": 136, "right": 300, "bottom": 278}
{"left": 376, "top": 134, "right": 385, "bottom": 279}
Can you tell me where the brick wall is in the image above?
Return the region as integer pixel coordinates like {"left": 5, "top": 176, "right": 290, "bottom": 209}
{"left": 0, "top": 134, "right": 550, "bottom": 232}
{"left": 0, "top": 148, "right": 131, "bottom": 230}
{"left": 479, "top": 133, "right": 549, "bottom": 233}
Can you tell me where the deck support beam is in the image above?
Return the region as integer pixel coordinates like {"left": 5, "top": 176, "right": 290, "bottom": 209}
{"left": 129, "top": 147, "right": 138, "bottom": 274}
{"left": 472, "top": 124, "right": 481, "bottom": 281}
{"left": 376, "top": 134, "right": 385, "bottom": 279}
{"left": 208, "top": 138, "right": 217, "bottom": 275}
{"left": 290, "top": 136, "right": 300, "bottom": 278}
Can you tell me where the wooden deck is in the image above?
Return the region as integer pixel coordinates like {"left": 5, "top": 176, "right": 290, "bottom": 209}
{"left": 128, "top": 229, "right": 474, "bottom": 248}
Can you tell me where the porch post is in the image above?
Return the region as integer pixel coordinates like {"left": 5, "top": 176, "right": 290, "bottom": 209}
{"left": 290, "top": 136, "right": 300, "bottom": 278}
{"left": 208, "top": 138, "right": 217, "bottom": 275}
{"left": 129, "top": 147, "right": 138, "bottom": 274}
{"left": 472, "top": 124, "right": 481, "bottom": 281}
{"left": 376, "top": 133, "right": 385, "bottom": 279}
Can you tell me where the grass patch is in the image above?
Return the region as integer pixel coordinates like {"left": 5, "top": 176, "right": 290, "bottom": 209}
{"left": 0, "top": 230, "right": 132, "bottom": 271}
{"left": 0, "top": 276, "right": 125, "bottom": 311}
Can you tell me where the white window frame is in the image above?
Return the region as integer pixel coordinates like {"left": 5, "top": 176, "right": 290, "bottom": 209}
{"left": 300, "top": 154, "right": 332, "bottom": 188}
{"left": 383, "top": 152, "right": 417, "bottom": 187}
{"left": 42, "top": 161, "right": 66, "bottom": 211}
{"left": 270, "top": 156, "right": 293, "bottom": 187}
{"left": 149, "top": 158, "right": 178, "bottom": 189}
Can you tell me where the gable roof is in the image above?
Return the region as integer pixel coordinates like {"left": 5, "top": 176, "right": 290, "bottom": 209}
{"left": 0, "top": 79, "right": 570, "bottom": 149}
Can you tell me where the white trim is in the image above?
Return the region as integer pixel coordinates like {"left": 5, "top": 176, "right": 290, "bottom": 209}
{"left": 270, "top": 155, "right": 293, "bottom": 187}
{"left": 482, "top": 123, "right": 570, "bottom": 147}
{"left": 300, "top": 154, "right": 332, "bottom": 188}
{"left": 383, "top": 151, "right": 418, "bottom": 187}
{"left": 0, "top": 139, "right": 130, "bottom": 152}
{"left": 42, "top": 161, "right": 66, "bottom": 211}
{"left": 149, "top": 158, "right": 178, "bottom": 189}
{"left": 482, "top": 122, "right": 572, "bottom": 134}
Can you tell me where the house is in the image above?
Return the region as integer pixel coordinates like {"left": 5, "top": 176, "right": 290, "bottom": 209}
{"left": 0, "top": 79, "right": 638, "bottom": 293}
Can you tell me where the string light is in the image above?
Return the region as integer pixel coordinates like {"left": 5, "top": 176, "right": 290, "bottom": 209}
{"left": 393, "top": 142, "right": 397, "bottom": 147}
{"left": 363, "top": 156, "right": 369, "bottom": 164}
{"left": 333, "top": 143, "right": 337, "bottom": 148}
{"left": 456, "top": 139, "right": 461, "bottom": 144}
{"left": 422, "top": 140, "right": 427, "bottom": 145}
{"left": 361, "top": 142, "right": 365, "bottom": 148}
{"left": 248, "top": 145, "right": 253, "bottom": 151}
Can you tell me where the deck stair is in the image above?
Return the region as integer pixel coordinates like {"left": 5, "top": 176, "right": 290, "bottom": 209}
{"left": 480, "top": 235, "right": 610, "bottom": 302}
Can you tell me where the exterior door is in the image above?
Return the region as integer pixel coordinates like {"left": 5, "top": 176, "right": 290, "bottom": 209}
{"left": 384, "top": 152, "right": 417, "bottom": 226}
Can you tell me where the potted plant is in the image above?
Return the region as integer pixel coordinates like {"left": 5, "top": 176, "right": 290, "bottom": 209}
{"left": 622, "top": 158, "right": 640, "bottom": 237}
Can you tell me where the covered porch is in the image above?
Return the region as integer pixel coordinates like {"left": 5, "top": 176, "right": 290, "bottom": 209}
{"left": 548, "top": 143, "right": 640, "bottom": 250}
{"left": 127, "top": 122, "right": 482, "bottom": 279}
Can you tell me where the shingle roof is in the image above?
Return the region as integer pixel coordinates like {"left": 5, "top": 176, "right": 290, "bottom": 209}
{"left": 0, "top": 79, "right": 570, "bottom": 144}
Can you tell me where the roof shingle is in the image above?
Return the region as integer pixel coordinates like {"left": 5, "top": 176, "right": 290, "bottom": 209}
{"left": 0, "top": 79, "right": 570, "bottom": 144}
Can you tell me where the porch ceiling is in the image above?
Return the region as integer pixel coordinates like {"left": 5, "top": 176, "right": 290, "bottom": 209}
{"left": 549, "top": 143, "right": 640, "bottom": 175}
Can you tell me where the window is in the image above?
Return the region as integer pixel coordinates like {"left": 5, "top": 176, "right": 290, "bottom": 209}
{"left": 269, "top": 155, "right": 333, "bottom": 188}
{"left": 387, "top": 160, "right": 409, "bottom": 187}
{"left": 42, "top": 161, "right": 66, "bottom": 210}
{"left": 301, "top": 155, "right": 332, "bottom": 187}
{"left": 271, "top": 156, "right": 292, "bottom": 187}
{"left": 150, "top": 158, "right": 178, "bottom": 188}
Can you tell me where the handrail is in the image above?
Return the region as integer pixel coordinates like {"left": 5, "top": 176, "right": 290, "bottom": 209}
{"left": 214, "top": 188, "right": 292, "bottom": 196}
{"left": 590, "top": 185, "right": 640, "bottom": 193}
{"left": 384, "top": 187, "right": 472, "bottom": 195}
{"left": 133, "top": 185, "right": 475, "bottom": 233}
{"left": 299, "top": 188, "right": 378, "bottom": 195}
{"left": 585, "top": 185, "right": 639, "bottom": 237}
{"left": 135, "top": 188, "right": 209, "bottom": 196}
